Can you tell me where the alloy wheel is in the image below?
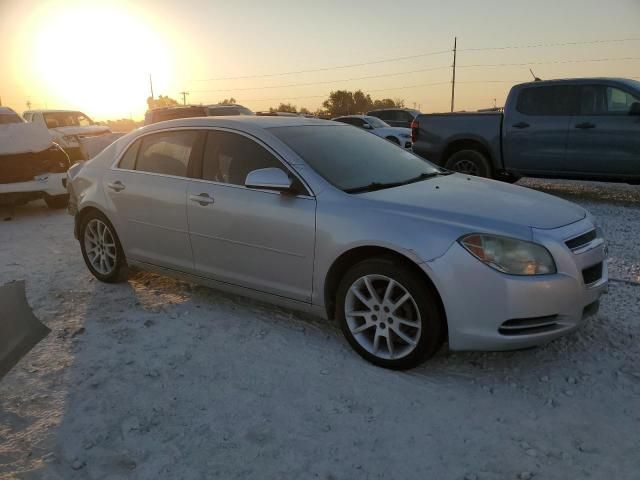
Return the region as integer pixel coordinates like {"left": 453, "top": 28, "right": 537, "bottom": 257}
{"left": 84, "top": 218, "right": 117, "bottom": 276}
{"left": 452, "top": 159, "right": 479, "bottom": 175}
{"left": 344, "top": 274, "right": 422, "bottom": 360}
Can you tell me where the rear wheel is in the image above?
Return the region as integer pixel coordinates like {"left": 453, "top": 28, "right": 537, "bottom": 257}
{"left": 79, "top": 211, "right": 128, "bottom": 283}
{"left": 336, "top": 257, "right": 445, "bottom": 369}
{"left": 44, "top": 194, "right": 69, "bottom": 209}
{"left": 445, "top": 150, "right": 492, "bottom": 178}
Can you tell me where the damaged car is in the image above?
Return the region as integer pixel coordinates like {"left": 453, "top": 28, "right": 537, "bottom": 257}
{"left": 0, "top": 120, "right": 71, "bottom": 209}
{"left": 23, "top": 109, "right": 117, "bottom": 162}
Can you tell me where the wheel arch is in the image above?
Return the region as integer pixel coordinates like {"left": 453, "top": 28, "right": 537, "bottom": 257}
{"left": 443, "top": 138, "right": 493, "bottom": 167}
{"left": 74, "top": 204, "right": 116, "bottom": 240}
{"left": 323, "top": 246, "right": 447, "bottom": 337}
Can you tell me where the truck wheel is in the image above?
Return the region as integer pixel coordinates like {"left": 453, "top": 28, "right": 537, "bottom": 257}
{"left": 44, "top": 194, "right": 69, "bottom": 209}
{"left": 445, "top": 150, "right": 492, "bottom": 178}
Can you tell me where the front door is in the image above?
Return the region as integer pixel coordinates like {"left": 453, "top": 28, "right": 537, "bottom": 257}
{"left": 103, "top": 129, "right": 203, "bottom": 272}
{"left": 565, "top": 84, "right": 640, "bottom": 177}
{"left": 186, "top": 130, "right": 316, "bottom": 302}
{"left": 502, "top": 84, "right": 576, "bottom": 175}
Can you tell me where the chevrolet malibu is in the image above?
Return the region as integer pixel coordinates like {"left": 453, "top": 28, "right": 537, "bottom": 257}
{"left": 67, "top": 117, "right": 608, "bottom": 369}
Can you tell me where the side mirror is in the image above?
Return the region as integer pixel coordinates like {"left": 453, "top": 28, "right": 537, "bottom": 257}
{"left": 362, "top": 123, "right": 372, "bottom": 130}
{"left": 245, "top": 167, "right": 293, "bottom": 192}
{"left": 629, "top": 102, "right": 640, "bottom": 116}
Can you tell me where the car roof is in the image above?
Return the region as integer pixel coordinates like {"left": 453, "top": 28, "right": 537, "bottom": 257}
{"left": 513, "top": 77, "right": 638, "bottom": 89}
{"left": 24, "top": 109, "right": 86, "bottom": 114}
{"left": 137, "top": 115, "right": 337, "bottom": 132}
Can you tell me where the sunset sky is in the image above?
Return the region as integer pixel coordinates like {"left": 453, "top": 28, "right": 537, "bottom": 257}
{"left": 1, "top": 0, "right": 639, "bottom": 120}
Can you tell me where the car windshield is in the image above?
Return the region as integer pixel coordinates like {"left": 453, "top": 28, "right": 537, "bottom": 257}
{"left": 43, "top": 112, "right": 93, "bottom": 128}
{"left": 270, "top": 125, "right": 441, "bottom": 192}
{"left": 364, "top": 116, "right": 389, "bottom": 128}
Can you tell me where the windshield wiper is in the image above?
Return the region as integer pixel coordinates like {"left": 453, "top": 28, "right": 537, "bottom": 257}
{"left": 345, "top": 171, "right": 443, "bottom": 194}
{"left": 345, "top": 181, "right": 405, "bottom": 194}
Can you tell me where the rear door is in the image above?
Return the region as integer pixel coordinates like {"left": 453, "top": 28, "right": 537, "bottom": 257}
{"left": 103, "top": 129, "right": 204, "bottom": 272}
{"left": 565, "top": 84, "right": 640, "bottom": 177}
{"left": 502, "top": 85, "right": 577, "bottom": 175}
{"left": 186, "top": 130, "right": 316, "bottom": 302}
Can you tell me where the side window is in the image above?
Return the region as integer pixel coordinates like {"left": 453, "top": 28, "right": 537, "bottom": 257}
{"left": 579, "top": 85, "right": 607, "bottom": 115}
{"left": 374, "top": 111, "right": 389, "bottom": 121}
{"left": 136, "top": 130, "right": 197, "bottom": 177}
{"left": 606, "top": 87, "right": 639, "bottom": 114}
{"left": 516, "top": 86, "right": 578, "bottom": 116}
{"left": 349, "top": 118, "right": 366, "bottom": 128}
{"left": 202, "top": 131, "right": 283, "bottom": 186}
{"left": 118, "top": 139, "right": 141, "bottom": 170}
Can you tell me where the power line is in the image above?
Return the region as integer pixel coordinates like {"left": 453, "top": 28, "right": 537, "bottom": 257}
{"left": 189, "top": 37, "right": 640, "bottom": 82}
{"left": 189, "top": 56, "right": 640, "bottom": 95}
{"left": 190, "top": 65, "right": 452, "bottom": 93}
{"left": 191, "top": 50, "right": 452, "bottom": 82}
{"left": 457, "top": 56, "right": 640, "bottom": 69}
{"left": 459, "top": 37, "right": 640, "bottom": 52}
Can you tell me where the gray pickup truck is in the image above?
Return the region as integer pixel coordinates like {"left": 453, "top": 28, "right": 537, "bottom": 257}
{"left": 411, "top": 78, "right": 640, "bottom": 184}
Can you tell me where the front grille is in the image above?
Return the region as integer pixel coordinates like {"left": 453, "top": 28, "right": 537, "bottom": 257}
{"left": 565, "top": 229, "right": 597, "bottom": 250}
{"left": 582, "top": 262, "right": 603, "bottom": 286}
{"left": 499, "top": 315, "right": 559, "bottom": 336}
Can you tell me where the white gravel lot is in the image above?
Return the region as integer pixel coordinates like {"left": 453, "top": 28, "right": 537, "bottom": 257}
{"left": 1, "top": 179, "right": 639, "bottom": 480}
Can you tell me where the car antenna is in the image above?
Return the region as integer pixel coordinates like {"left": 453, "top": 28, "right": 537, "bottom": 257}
{"left": 529, "top": 68, "right": 542, "bottom": 82}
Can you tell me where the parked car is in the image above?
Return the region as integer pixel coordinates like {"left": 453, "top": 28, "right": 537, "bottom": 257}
{"left": 23, "top": 110, "right": 113, "bottom": 162}
{"left": 0, "top": 107, "right": 24, "bottom": 124}
{"left": 144, "top": 105, "right": 208, "bottom": 125}
{"left": 67, "top": 116, "right": 607, "bottom": 369}
{"left": 0, "top": 121, "right": 70, "bottom": 208}
{"left": 333, "top": 115, "right": 412, "bottom": 148}
{"left": 411, "top": 78, "right": 640, "bottom": 183}
{"left": 367, "top": 108, "right": 421, "bottom": 128}
{"left": 207, "top": 104, "right": 254, "bottom": 116}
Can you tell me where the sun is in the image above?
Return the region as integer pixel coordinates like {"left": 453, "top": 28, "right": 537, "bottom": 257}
{"left": 24, "top": 1, "right": 175, "bottom": 119}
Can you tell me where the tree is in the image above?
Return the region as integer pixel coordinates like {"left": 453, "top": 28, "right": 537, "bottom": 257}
{"left": 322, "top": 90, "right": 404, "bottom": 117}
{"left": 299, "top": 107, "right": 311, "bottom": 115}
{"left": 146, "top": 95, "right": 178, "bottom": 110}
{"left": 218, "top": 98, "right": 236, "bottom": 105}
{"left": 270, "top": 102, "right": 297, "bottom": 113}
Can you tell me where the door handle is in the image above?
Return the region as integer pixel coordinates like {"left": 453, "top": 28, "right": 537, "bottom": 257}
{"left": 107, "top": 181, "right": 125, "bottom": 192}
{"left": 575, "top": 122, "right": 596, "bottom": 129}
{"left": 189, "top": 193, "right": 214, "bottom": 206}
{"left": 512, "top": 122, "right": 530, "bottom": 129}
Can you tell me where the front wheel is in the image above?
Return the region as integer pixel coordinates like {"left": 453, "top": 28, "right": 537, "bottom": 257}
{"left": 79, "top": 211, "right": 128, "bottom": 283}
{"left": 445, "top": 150, "right": 492, "bottom": 178}
{"left": 336, "top": 257, "right": 445, "bottom": 369}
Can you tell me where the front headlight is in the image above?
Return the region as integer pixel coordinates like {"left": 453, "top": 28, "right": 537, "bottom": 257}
{"left": 459, "top": 234, "right": 556, "bottom": 275}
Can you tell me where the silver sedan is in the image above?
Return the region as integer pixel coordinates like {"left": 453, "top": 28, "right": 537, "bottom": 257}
{"left": 67, "top": 117, "right": 608, "bottom": 369}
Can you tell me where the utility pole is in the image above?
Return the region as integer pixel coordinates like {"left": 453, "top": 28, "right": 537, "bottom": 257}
{"left": 450, "top": 37, "right": 457, "bottom": 113}
{"left": 26, "top": 100, "right": 32, "bottom": 110}
{"left": 149, "top": 74, "right": 154, "bottom": 99}
{"left": 179, "top": 91, "right": 189, "bottom": 105}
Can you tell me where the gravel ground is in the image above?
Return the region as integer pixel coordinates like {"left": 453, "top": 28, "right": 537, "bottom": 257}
{"left": 1, "top": 179, "right": 639, "bottom": 480}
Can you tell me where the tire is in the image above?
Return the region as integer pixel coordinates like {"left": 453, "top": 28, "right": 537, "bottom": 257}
{"left": 336, "top": 256, "right": 445, "bottom": 370}
{"left": 499, "top": 174, "right": 521, "bottom": 184}
{"left": 44, "top": 194, "right": 69, "bottom": 209}
{"left": 386, "top": 136, "right": 401, "bottom": 145}
{"left": 79, "top": 210, "right": 128, "bottom": 283}
{"left": 445, "top": 150, "right": 492, "bottom": 178}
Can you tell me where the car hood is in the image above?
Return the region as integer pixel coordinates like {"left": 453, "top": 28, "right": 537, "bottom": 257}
{"left": 359, "top": 173, "right": 586, "bottom": 231}
{"left": 374, "top": 126, "right": 411, "bottom": 137}
{"left": 0, "top": 122, "right": 53, "bottom": 155}
{"left": 51, "top": 125, "right": 111, "bottom": 137}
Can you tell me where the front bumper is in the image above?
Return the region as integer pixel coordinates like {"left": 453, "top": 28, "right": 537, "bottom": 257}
{"left": 425, "top": 217, "right": 608, "bottom": 351}
{"left": 0, "top": 173, "right": 67, "bottom": 204}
